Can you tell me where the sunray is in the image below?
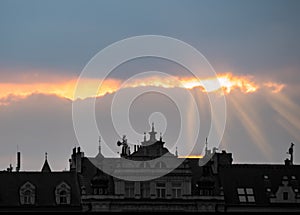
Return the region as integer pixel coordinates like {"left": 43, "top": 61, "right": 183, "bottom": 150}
{"left": 267, "top": 92, "right": 300, "bottom": 131}
{"left": 229, "top": 93, "right": 274, "bottom": 161}
{"left": 276, "top": 117, "right": 300, "bottom": 144}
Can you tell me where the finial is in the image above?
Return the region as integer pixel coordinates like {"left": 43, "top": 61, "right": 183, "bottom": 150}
{"left": 160, "top": 132, "right": 162, "bottom": 141}
{"left": 144, "top": 132, "right": 146, "bottom": 141}
{"left": 152, "top": 122, "right": 155, "bottom": 132}
{"left": 175, "top": 147, "right": 178, "bottom": 157}
{"left": 45, "top": 152, "right": 48, "bottom": 160}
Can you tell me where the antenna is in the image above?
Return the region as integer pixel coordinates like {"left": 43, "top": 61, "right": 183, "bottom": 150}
{"left": 205, "top": 137, "right": 208, "bottom": 154}
{"left": 98, "top": 136, "right": 102, "bottom": 154}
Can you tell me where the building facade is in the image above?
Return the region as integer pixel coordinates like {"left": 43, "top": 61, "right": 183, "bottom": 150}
{"left": 0, "top": 125, "right": 299, "bottom": 212}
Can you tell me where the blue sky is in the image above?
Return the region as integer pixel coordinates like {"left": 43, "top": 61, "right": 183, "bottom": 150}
{"left": 1, "top": 0, "right": 300, "bottom": 77}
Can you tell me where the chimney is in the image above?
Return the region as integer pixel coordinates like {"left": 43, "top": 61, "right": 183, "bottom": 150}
{"left": 75, "top": 147, "right": 84, "bottom": 173}
{"left": 16, "top": 152, "right": 21, "bottom": 172}
{"left": 70, "top": 147, "right": 77, "bottom": 171}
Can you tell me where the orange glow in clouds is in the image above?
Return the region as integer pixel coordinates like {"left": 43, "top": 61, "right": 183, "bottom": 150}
{"left": 178, "top": 155, "right": 203, "bottom": 159}
{"left": 0, "top": 72, "right": 284, "bottom": 105}
{"left": 180, "top": 73, "right": 258, "bottom": 93}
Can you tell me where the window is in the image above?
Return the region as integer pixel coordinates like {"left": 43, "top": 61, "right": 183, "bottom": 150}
{"left": 139, "top": 162, "right": 150, "bottom": 168}
{"left": 220, "top": 187, "right": 224, "bottom": 196}
{"left": 140, "top": 182, "right": 150, "bottom": 198}
{"left": 59, "top": 191, "right": 67, "bottom": 204}
{"left": 172, "top": 182, "right": 182, "bottom": 198}
{"left": 199, "top": 189, "right": 213, "bottom": 196}
{"left": 55, "top": 182, "right": 71, "bottom": 205}
{"left": 237, "top": 188, "right": 255, "bottom": 203}
{"left": 156, "top": 182, "right": 166, "bottom": 198}
{"left": 155, "top": 162, "right": 166, "bottom": 169}
{"left": 24, "top": 190, "right": 32, "bottom": 204}
{"left": 198, "top": 181, "right": 214, "bottom": 196}
{"left": 93, "top": 187, "right": 107, "bottom": 195}
{"left": 125, "top": 182, "right": 134, "bottom": 198}
{"left": 19, "top": 182, "right": 35, "bottom": 205}
{"left": 283, "top": 192, "right": 288, "bottom": 200}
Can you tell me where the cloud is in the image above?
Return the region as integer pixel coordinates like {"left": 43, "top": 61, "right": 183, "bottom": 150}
{"left": 1, "top": 84, "right": 299, "bottom": 171}
{"left": 0, "top": 71, "right": 285, "bottom": 104}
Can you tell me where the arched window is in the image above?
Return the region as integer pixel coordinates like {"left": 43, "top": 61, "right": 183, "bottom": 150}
{"left": 55, "top": 182, "right": 71, "bottom": 205}
{"left": 19, "top": 182, "right": 36, "bottom": 205}
{"left": 155, "top": 161, "right": 166, "bottom": 168}
{"left": 139, "top": 162, "right": 150, "bottom": 168}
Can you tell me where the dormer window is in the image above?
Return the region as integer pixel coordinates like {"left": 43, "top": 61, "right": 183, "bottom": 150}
{"left": 24, "top": 190, "right": 32, "bottom": 204}
{"left": 270, "top": 176, "right": 297, "bottom": 203}
{"left": 19, "top": 182, "right": 36, "bottom": 205}
{"left": 237, "top": 188, "right": 255, "bottom": 203}
{"left": 55, "top": 182, "right": 71, "bottom": 205}
{"left": 59, "top": 190, "right": 68, "bottom": 204}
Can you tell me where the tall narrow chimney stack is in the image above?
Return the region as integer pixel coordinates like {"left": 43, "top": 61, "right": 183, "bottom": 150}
{"left": 16, "top": 151, "right": 21, "bottom": 172}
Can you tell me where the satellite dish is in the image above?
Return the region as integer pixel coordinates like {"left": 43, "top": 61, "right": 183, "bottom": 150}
{"left": 117, "top": 140, "right": 122, "bottom": 146}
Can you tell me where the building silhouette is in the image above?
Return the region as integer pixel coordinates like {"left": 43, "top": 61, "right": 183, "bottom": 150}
{"left": 0, "top": 125, "right": 299, "bottom": 212}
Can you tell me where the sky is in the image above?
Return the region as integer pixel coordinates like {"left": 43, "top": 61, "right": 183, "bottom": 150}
{"left": 1, "top": 0, "right": 300, "bottom": 171}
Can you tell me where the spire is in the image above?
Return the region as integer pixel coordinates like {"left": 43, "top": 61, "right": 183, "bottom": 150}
{"left": 160, "top": 132, "right": 162, "bottom": 141}
{"left": 175, "top": 147, "right": 178, "bottom": 157}
{"left": 96, "top": 136, "right": 104, "bottom": 159}
{"left": 144, "top": 132, "right": 146, "bottom": 141}
{"left": 41, "top": 152, "right": 51, "bottom": 172}
{"left": 152, "top": 122, "right": 155, "bottom": 132}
